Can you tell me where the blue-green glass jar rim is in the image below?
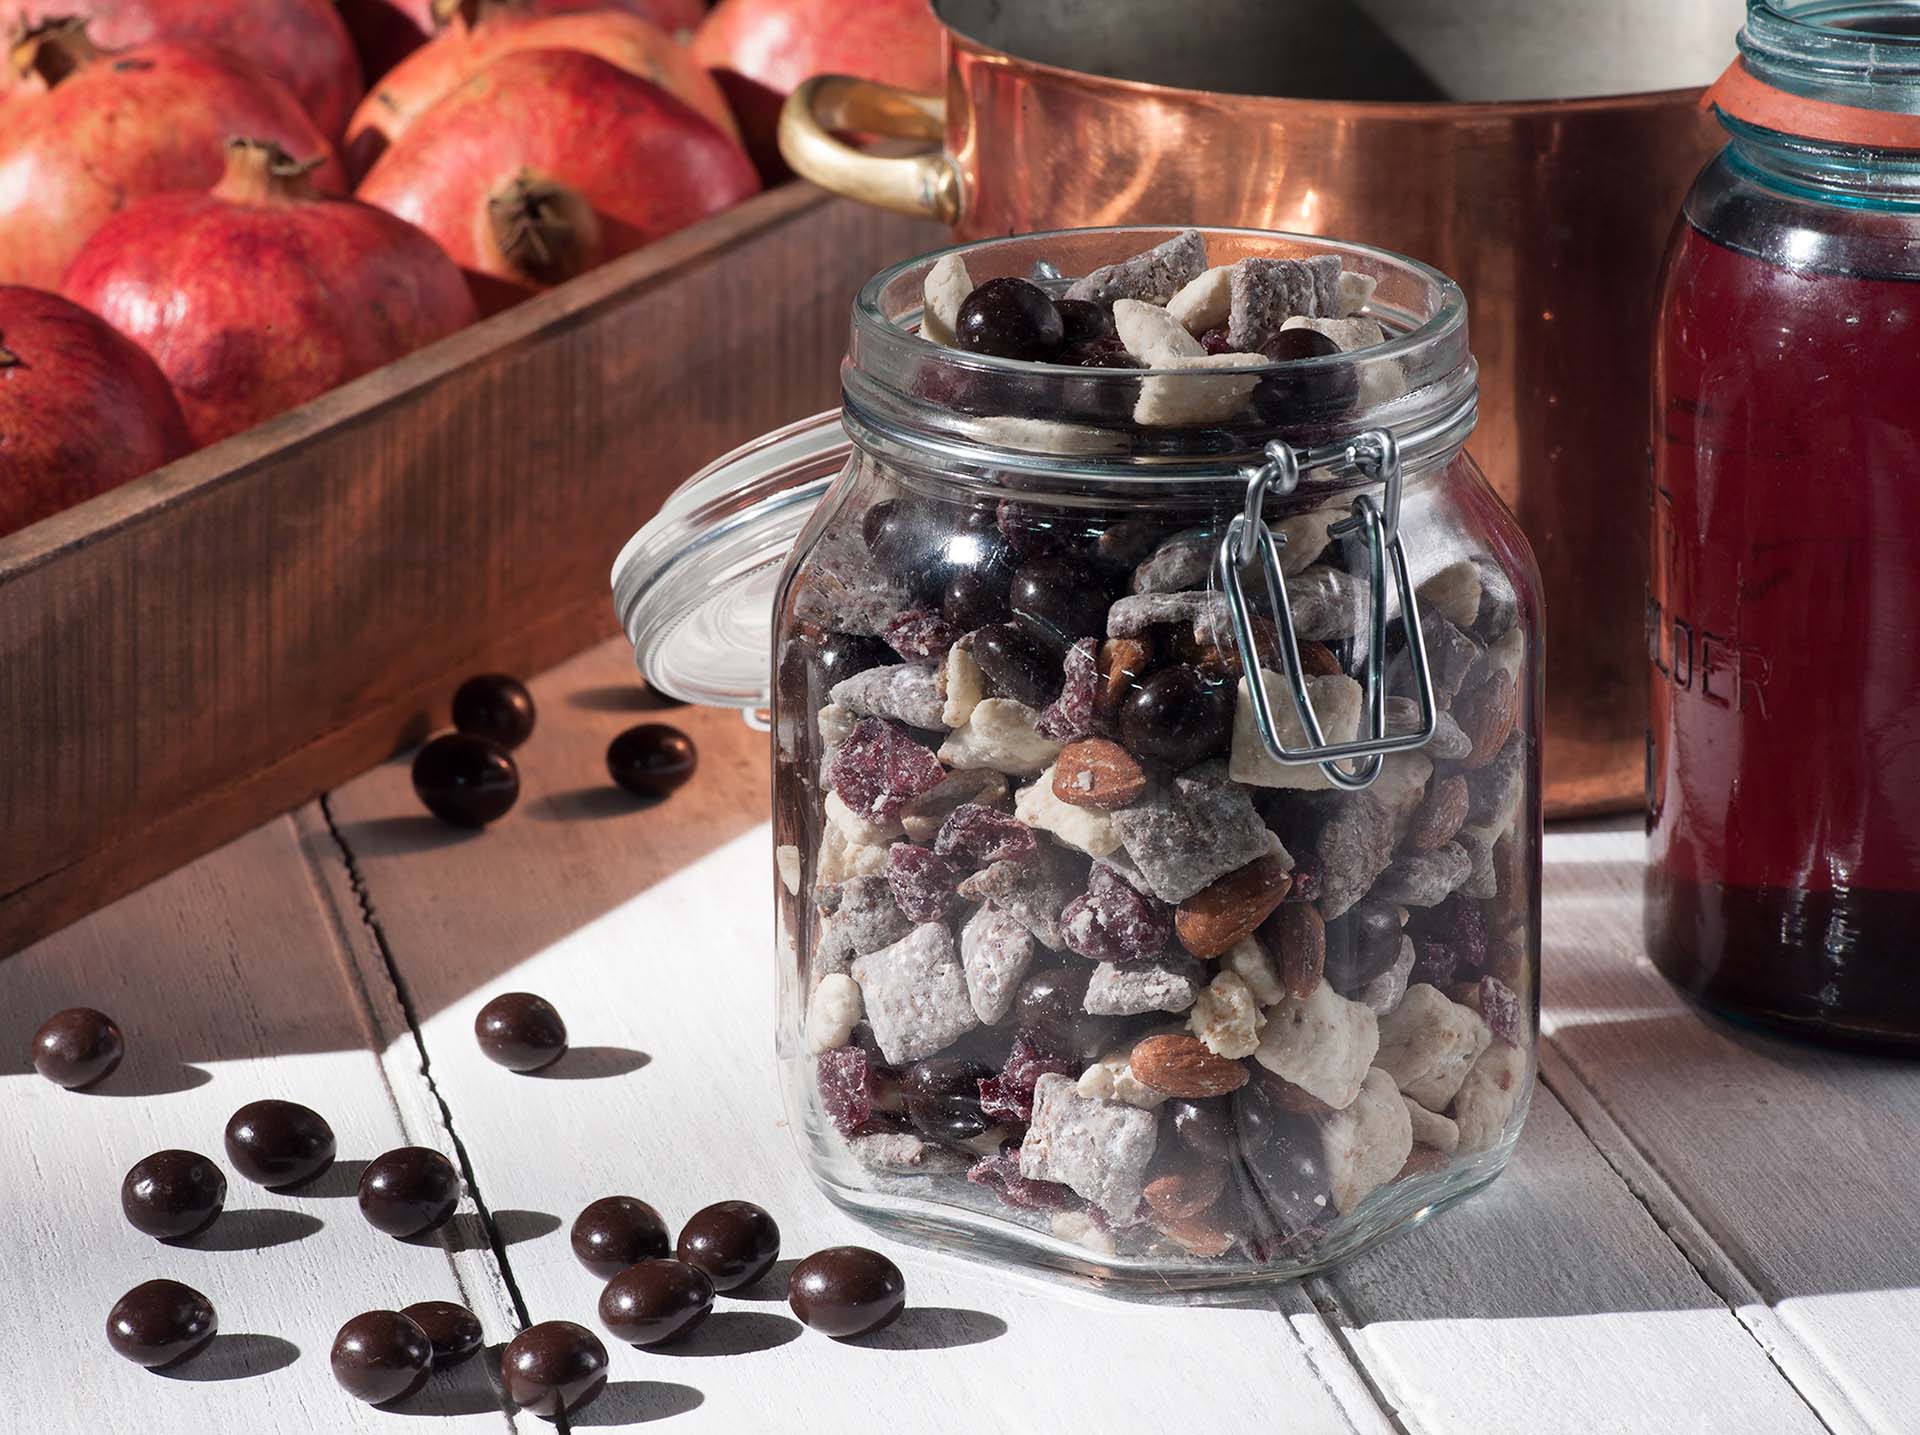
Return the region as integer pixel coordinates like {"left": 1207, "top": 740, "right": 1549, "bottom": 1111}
{"left": 1741, "top": 2, "right": 1920, "bottom": 113}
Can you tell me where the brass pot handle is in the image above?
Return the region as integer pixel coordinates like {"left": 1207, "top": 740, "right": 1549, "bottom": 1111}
{"left": 778, "top": 74, "right": 960, "bottom": 225}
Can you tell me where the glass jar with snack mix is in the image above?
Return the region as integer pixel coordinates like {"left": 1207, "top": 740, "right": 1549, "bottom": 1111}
{"left": 616, "top": 226, "right": 1541, "bottom": 1284}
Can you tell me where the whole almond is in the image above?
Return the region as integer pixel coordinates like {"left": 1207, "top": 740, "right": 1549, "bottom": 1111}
{"left": 1269, "top": 902, "right": 1325, "bottom": 1000}
{"left": 1129, "top": 1034, "right": 1249, "bottom": 1098}
{"left": 1053, "top": 737, "right": 1148, "bottom": 810}
{"left": 1297, "top": 640, "right": 1343, "bottom": 678}
{"left": 1175, "top": 614, "right": 1278, "bottom": 681}
{"left": 1455, "top": 669, "right": 1517, "bottom": 770}
{"left": 1175, "top": 855, "right": 1292, "bottom": 958}
{"left": 1143, "top": 1164, "right": 1228, "bottom": 1222}
{"left": 1097, "top": 638, "right": 1150, "bottom": 720}
{"left": 1258, "top": 1073, "right": 1334, "bottom": 1119}
{"left": 1405, "top": 774, "right": 1469, "bottom": 852}
{"left": 1155, "top": 1210, "right": 1235, "bottom": 1258}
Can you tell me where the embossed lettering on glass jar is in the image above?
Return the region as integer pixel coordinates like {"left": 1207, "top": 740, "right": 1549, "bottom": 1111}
{"left": 615, "top": 227, "right": 1542, "bottom": 1286}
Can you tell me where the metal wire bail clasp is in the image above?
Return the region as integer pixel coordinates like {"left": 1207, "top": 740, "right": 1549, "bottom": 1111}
{"left": 1213, "top": 433, "right": 1439, "bottom": 790}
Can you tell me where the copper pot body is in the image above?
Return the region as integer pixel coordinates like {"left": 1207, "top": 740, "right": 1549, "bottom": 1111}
{"left": 781, "top": 0, "right": 1741, "bottom": 817}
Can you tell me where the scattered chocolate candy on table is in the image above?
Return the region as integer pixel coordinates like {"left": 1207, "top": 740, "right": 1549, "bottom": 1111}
{"left": 597, "top": 1258, "right": 715, "bottom": 1348}
{"left": 412, "top": 732, "right": 520, "bottom": 828}
{"left": 607, "top": 722, "right": 698, "bottom": 801}
{"left": 451, "top": 673, "right": 538, "bottom": 750}
{"left": 501, "top": 1320, "right": 609, "bottom": 1420}
{"left": 787, "top": 1246, "right": 907, "bottom": 1339}
{"left": 330, "top": 1309, "right": 433, "bottom": 1406}
{"left": 675, "top": 1200, "right": 780, "bottom": 1291}
{"left": 400, "top": 1301, "right": 485, "bottom": 1369}
{"left": 474, "top": 991, "right": 569, "bottom": 1072}
{"left": 31, "top": 1006, "right": 123, "bottom": 1089}
{"left": 571, "top": 1195, "right": 671, "bottom": 1279}
{"left": 106, "top": 1279, "right": 217, "bottom": 1369}
{"left": 121, "top": 1150, "right": 226, "bottom": 1241}
{"left": 778, "top": 229, "right": 1535, "bottom": 1271}
{"left": 358, "top": 1146, "right": 461, "bottom": 1239}
{"left": 223, "top": 1099, "right": 336, "bottom": 1189}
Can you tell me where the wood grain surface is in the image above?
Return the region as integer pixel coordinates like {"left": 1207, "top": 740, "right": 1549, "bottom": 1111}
{"left": 3, "top": 638, "right": 1914, "bottom": 1433}
{"left": 0, "top": 184, "right": 942, "bottom": 958}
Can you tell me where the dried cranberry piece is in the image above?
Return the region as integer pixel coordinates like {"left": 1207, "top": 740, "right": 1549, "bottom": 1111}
{"left": 883, "top": 608, "right": 958, "bottom": 663}
{"left": 1065, "top": 336, "right": 1139, "bottom": 368}
{"left": 1061, "top": 864, "right": 1174, "bottom": 963}
{"left": 818, "top": 1047, "right": 879, "bottom": 1138}
{"left": 1411, "top": 937, "right": 1458, "bottom": 988}
{"left": 1414, "top": 896, "right": 1490, "bottom": 975}
{"left": 977, "top": 1030, "right": 1075, "bottom": 1124}
{"left": 829, "top": 717, "right": 947, "bottom": 826}
{"left": 1198, "top": 326, "right": 1235, "bottom": 355}
{"left": 966, "top": 1145, "right": 1080, "bottom": 1212}
{"left": 1281, "top": 854, "right": 1322, "bottom": 904}
{"left": 885, "top": 843, "right": 962, "bottom": 923}
{"left": 1452, "top": 901, "right": 1491, "bottom": 973}
{"left": 1035, "top": 637, "right": 1102, "bottom": 742}
{"left": 934, "top": 804, "right": 1039, "bottom": 867}
{"left": 1478, "top": 975, "right": 1523, "bottom": 1045}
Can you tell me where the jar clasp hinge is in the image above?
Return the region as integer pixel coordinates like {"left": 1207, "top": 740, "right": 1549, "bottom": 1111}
{"left": 1212, "top": 432, "right": 1438, "bottom": 791}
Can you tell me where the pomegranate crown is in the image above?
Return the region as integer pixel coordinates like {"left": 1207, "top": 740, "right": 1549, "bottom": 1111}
{"left": 217, "top": 138, "right": 327, "bottom": 203}
{"left": 430, "top": 0, "right": 525, "bottom": 31}
{"left": 9, "top": 16, "right": 98, "bottom": 90}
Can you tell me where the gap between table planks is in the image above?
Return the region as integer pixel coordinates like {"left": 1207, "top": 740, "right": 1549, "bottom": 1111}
{"left": 0, "top": 813, "right": 522, "bottom": 1434}
{"left": 312, "top": 638, "right": 1849, "bottom": 1435}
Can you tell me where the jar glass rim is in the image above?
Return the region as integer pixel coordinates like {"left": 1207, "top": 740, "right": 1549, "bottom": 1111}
{"left": 852, "top": 225, "right": 1469, "bottom": 377}
{"left": 1743, "top": 2, "right": 1920, "bottom": 102}
{"left": 842, "top": 224, "right": 1478, "bottom": 482}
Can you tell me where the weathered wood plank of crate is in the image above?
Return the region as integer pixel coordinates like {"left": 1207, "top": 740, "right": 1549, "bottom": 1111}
{"left": 0, "top": 183, "right": 941, "bottom": 956}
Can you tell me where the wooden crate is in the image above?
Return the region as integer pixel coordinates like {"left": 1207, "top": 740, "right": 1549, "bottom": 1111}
{"left": 0, "top": 184, "right": 942, "bottom": 953}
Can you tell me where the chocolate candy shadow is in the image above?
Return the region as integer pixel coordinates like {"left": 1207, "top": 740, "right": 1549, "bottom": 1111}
{"left": 152, "top": 1333, "right": 299, "bottom": 1382}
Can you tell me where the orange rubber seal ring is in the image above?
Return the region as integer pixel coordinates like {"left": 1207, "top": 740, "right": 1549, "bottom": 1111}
{"left": 1704, "top": 57, "right": 1920, "bottom": 148}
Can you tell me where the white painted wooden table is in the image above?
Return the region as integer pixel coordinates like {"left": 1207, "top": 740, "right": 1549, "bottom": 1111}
{"left": 4, "top": 638, "right": 1915, "bottom": 1435}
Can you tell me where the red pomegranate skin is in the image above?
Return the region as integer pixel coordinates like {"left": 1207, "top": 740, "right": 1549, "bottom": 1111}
{"left": 691, "top": 0, "right": 945, "bottom": 177}
{"left": 339, "top": 0, "right": 706, "bottom": 83}
{"left": 62, "top": 153, "right": 478, "bottom": 446}
{"left": 356, "top": 50, "right": 761, "bottom": 310}
{"left": 0, "top": 0, "right": 365, "bottom": 138}
{"left": 0, "top": 42, "right": 347, "bottom": 290}
{"left": 0, "top": 285, "right": 191, "bottom": 540}
{"left": 344, "top": 5, "right": 740, "bottom": 179}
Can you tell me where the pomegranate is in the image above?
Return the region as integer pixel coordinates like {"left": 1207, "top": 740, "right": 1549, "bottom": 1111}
{"left": 0, "top": 22, "right": 346, "bottom": 289}
{"left": 63, "top": 140, "right": 477, "bottom": 446}
{"left": 691, "top": 0, "right": 945, "bottom": 178}
{"left": 356, "top": 49, "right": 761, "bottom": 313}
{"left": 338, "top": 0, "right": 705, "bottom": 84}
{"left": 0, "top": 285, "right": 190, "bottom": 540}
{"left": 344, "top": 0, "right": 740, "bottom": 179}
{"left": 0, "top": 0, "right": 364, "bottom": 137}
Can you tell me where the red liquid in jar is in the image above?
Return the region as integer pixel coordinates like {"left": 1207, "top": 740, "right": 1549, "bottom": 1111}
{"left": 1647, "top": 220, "right": 1920, "bottom": 1044}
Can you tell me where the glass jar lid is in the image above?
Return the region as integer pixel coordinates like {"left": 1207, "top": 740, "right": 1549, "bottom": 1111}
{"left": 611, "top": 410, "right": 848, "bottom": 709}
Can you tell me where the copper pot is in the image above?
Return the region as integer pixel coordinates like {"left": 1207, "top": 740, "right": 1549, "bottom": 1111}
{"left": 780, "top": 0, "right": 1743, "bottom": 818}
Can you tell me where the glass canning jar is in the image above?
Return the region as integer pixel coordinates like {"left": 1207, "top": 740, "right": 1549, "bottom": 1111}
{"left": 1649, "top": 2, "right": 1920, "bottom": 1046}
{"left": 615, "top": 226, "right": 1542, "bottom": 1285}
